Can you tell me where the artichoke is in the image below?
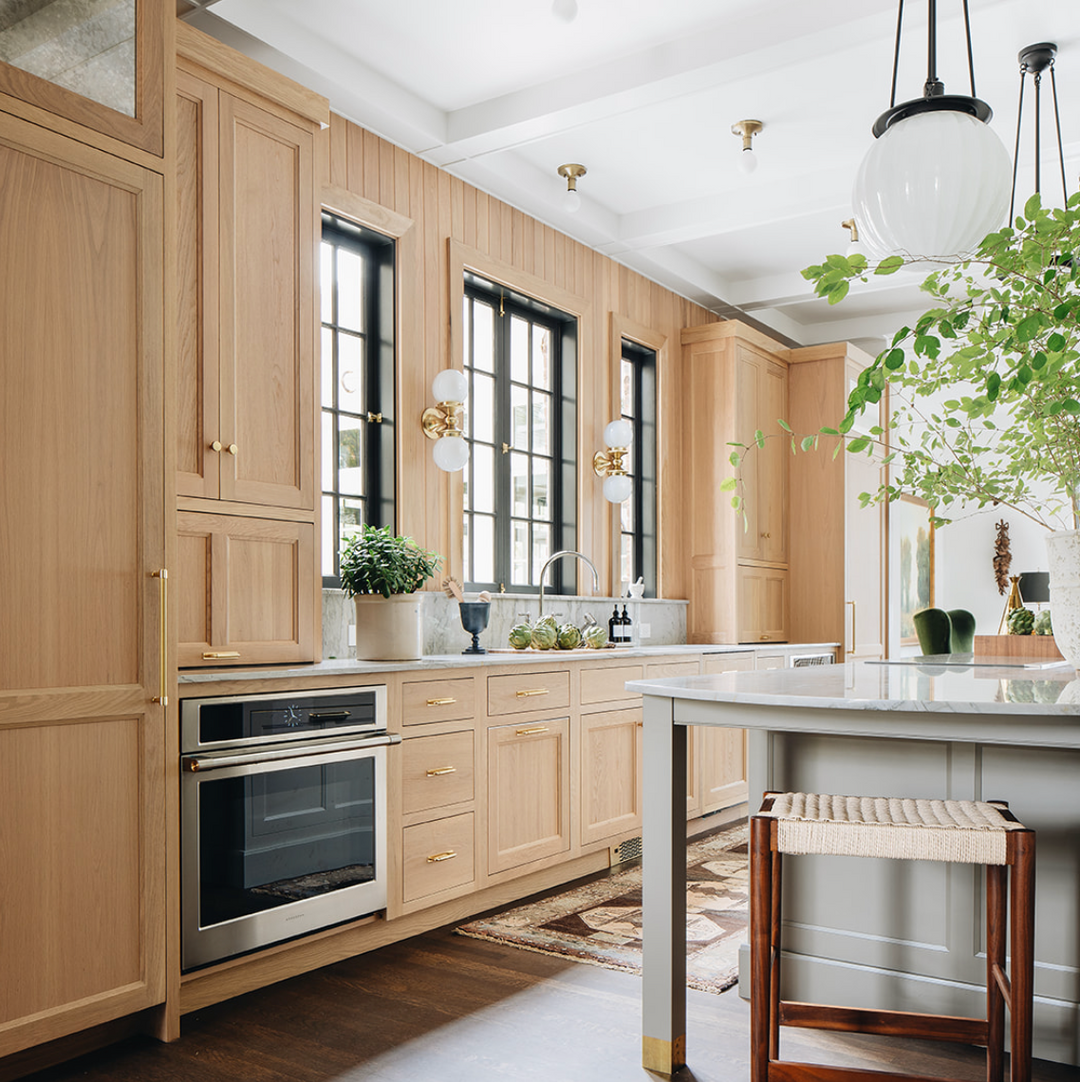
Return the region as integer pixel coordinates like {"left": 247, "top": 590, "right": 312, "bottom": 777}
{"left": 1034, "top": 609, "right": 1053, "bottom": 636}
{"left": 582, "top": 624, "right": 608, "bottom": 649}
{"left": 536, "top": 613, "right": 557, "bottom": 630}
{"left": 557, "top": 623, "right": 583, "bottom": 650}
{"left": 531, "top": 623, "right": 558, "bottom": 650}
{"left": 1007, "top": 607, "right": 1035, "bottom": 636}
{"left": 508, "top": 623, "right": 533, "bottom": 650}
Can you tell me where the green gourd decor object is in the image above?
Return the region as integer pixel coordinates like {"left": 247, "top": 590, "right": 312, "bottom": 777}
{"left": 912, "top": 607, "right": 953, "bottom": 656}
{"left": 947, "top": 609, "right": 976, "bottom": 653}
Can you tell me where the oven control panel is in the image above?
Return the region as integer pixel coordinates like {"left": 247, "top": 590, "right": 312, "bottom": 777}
{"left": 181, "top": 686, "right": 388, "bottom": 752}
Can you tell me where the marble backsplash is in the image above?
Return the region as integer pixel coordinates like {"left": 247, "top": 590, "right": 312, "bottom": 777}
{"left": 322, "top": 589, "right": 688, "bottom": 659}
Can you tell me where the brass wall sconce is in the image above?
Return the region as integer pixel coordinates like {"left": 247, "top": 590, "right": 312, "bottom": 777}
{"left": 592, "top": 418, "right": 633, "bottom": 502}
{"left": 421, "top": 368, "right": 469, "bottom": 472}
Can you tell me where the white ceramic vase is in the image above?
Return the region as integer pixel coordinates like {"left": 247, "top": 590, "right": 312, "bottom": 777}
{"left": 1045, "top": 530, "right": 1080, "bottom": 671}
{"left": 354, "top": 592, "right": 424, "bottom": 661}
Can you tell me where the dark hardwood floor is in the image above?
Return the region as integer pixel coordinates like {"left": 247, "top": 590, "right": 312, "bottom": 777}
{"left": 20, "top": 922, "right": 1080, "bottom": 1082}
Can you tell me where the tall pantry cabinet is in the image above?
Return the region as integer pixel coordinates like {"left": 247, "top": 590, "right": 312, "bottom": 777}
{"left": 0, "top": 1, "right": 168, "bottom": 1059}
{"left": 682, "top": 321, "right": 790, "bottom": 645}
{"left": 174, "top": 24, "right": 326, "bottom": 667}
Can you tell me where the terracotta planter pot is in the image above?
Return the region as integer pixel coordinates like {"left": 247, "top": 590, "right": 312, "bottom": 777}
{"left": 1045, "top": 530, "right": 1080, "bottom": 671}
{"left": 353, "top": 592, "right": 424, "bottom": 660}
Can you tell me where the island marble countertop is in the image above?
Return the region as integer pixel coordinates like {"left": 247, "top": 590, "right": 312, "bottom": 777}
{"left": 177, "top": 642, "right": 838, "bottom": 684}
{"left": 627, "top": 657, "right": 1080, "bottom": 715}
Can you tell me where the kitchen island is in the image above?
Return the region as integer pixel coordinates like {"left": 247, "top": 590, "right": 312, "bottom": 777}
{"left": 629, "top": 659, "right": 1080, "bottom": 1076}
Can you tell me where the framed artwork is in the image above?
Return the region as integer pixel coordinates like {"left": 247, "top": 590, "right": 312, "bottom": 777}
{"left": 898, "top": 494, "right": 935, "bottom": 645}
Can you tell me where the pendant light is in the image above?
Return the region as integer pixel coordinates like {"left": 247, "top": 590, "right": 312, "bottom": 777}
{"left": 852, "top": 0, "right": 1012, "bottom": 260}
{"left": 1008, "top": 43, "right": 1069, "bottom": 222}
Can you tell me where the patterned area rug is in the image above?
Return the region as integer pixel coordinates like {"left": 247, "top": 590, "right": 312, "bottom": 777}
{"left": 456, "top": 821, "right": 748, "bottom": 994}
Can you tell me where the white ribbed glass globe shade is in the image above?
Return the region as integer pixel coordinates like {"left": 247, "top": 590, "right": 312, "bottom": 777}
{"left": 852, "top": 110, "right": 1011, "bottom": 260}
{"left": 431, "top": 368, "right": 468, "bottom": 404}
{"left": 603, "top": 418, "right": 633, "bottom": 448}
{"left": 602, "top": 474, "right": 632, "bottom": 503}
{"left": 432, "top": 435, "right": 469, "bottom": 472}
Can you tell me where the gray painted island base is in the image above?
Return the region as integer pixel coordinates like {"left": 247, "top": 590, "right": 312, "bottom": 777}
{"left": 631, "top": 660, "right": 1080, "bottom": 1077}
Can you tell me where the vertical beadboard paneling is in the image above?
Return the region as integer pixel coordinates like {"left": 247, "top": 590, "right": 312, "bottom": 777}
{"left": 324, "top": 115, "right": 719, "bottom": 599}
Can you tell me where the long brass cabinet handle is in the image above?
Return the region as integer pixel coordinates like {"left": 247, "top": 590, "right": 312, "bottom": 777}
{"left": 515, "top": 688, "right": 549, "bottom": 698}
{"left": 847, "top": 600, "right": 856, "bottom": 655}
{"left": 426, "top": 766, "right": 457, "bottom": 776}
{"left": 427, "top": 851, "right": 457, "bottom": 863}
{"left": 203, "top": 651, "right": 241, "bottom": 660}
{"left": 427, "top": 697, "right": 456, "bottom": 706}
{"left": 152, "top": 569, "right": 168, "bottom": 706}
{"left": 516, "top": 725, "right": 549, "bottom": 737}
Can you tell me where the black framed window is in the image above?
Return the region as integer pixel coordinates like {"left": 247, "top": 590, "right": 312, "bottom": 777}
{"left": 619, "top": 338, "right": 657, "bottom": 595}
{"left": 320, "top": 213, "right": 395, "bottom": 585}
{"left": 461, "top": 275, "right": 577, "bottom": 593}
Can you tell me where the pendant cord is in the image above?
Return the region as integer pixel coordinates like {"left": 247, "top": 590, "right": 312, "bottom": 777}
{"left": 1009, "top": 66, "right": 1026, "bottom": 225}
{"left": 926, "top": 0, "right": 937, "bottom": 90}
{"left": 889, "top": 0, "right": 904, "bottom": 108}
{"left": 961, "top": 0, "right": 976, "bottom": 97}
{"left": 1050, "top": 64, "right": 1068, "bottom": 204}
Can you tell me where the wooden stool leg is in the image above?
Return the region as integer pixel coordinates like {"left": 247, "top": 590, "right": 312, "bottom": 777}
{"left": 1009, "top": 832, "right": 1036, "bottom": 1082}
{"left": 986, "top": 863, "right": 1007, "bottom": 1082}
{"left": 751, "top": 815, "right": 774, "bottom": 1082}
{"left": 770, "top": 850, "right": 782, "bottom": 1060}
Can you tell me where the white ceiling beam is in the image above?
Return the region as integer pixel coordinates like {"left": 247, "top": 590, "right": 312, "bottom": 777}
{"left": 431, "top": 0, "right": 900, "bottom": 165}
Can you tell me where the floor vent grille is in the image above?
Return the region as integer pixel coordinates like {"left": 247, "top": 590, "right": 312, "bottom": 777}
{"left": 611, "top": 836, "right": 642, "bottom": 865}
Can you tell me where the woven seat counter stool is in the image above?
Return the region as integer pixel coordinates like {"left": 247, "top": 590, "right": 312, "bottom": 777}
{"left": 750, "top": 792, "right": 1036, "bottom": 1082}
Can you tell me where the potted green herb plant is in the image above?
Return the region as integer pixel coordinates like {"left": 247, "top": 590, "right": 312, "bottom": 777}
{"left": 340, "top": 524, "right": 442, "bottom": 660}
{"left": 778, "top": 192, "right": 1080, "bottom": 666}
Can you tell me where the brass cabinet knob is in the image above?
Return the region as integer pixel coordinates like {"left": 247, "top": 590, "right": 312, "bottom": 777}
{"left": 210, "top": 440, "right": 222, "bottom": 452}
{"left": 227, "top": 444, "right": 238, "bottom": 455}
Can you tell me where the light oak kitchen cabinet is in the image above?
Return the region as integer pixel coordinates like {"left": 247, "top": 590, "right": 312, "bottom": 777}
{"left": 683, "top": 321, "right": 790, "bottom": 645}
{"left": 0, "top": 110, "right": 165, "bottom": 1057}
{"left": 787, "top": 342, "right": 887, "bottom": 660}
{"left": 175, "top": 24, "right": 327, "bottom": 666}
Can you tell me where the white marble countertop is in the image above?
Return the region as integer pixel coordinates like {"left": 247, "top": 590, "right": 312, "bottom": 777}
{"left": 627, "top": 657, "right": 1080, "bottom": 715}
{"left": 177, "top": 642, "right": 839, "bottom": 684}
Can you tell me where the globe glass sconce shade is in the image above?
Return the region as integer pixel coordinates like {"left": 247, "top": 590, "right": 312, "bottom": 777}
{"left": 593, "top": 418, "right": 633, "bottom": 503}
{"left": 432, "top": 434, "right": 469, "bottom": 472}
{"left": 431, "top": 367, "right": 468, "bottom": 405}
{"left": 852, "top": 110, "right": 1011, "bottom": 260}
{"left": 421, "top": 368, "right": 470, "bottom": 472}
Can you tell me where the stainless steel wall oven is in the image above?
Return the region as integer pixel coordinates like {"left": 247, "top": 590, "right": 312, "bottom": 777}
{"left": 180, "top": 686, "right": 397, "bottom": 971}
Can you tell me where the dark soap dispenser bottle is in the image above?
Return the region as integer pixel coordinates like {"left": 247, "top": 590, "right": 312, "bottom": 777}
{"left": 609, "top": 606, "right": 620, "bottom": 645}
{"left": 620, "top": 604, "right": 632, "bottom": 644}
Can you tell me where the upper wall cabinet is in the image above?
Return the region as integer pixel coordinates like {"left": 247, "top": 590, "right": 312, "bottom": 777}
{"left": 176, "top": 24, "right": 326, "bottom": 511}
{"left": 682, "top": 321, "right": 790, "bottom": 645}
{"left": 0, "top": 0, "right": 164, "bottom": 159}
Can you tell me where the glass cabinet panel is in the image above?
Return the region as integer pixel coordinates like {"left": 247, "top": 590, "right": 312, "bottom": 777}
{"left": 0, "top": 0, "right": 135, "bottom": 115}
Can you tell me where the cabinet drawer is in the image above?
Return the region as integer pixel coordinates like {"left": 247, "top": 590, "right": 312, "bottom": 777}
{"left": 580, "top": 665, "right": 644, "bottom": 705}
{"left": 701, "top": 652, "right": 755, "bottom": 675}
{"left": 487, "top": 670, "right": 570, "bottom": 716}
{"left": 402, "top": 813, "right": 476, "bottom": 903}
{"left": 645, "top": 661, "right": 700, "bottom": 679}
{"left": 402, "top": 677, "right": 476, "bottom": 726}
{"left": 402, "top": 731, "right": 475, "bottom": 814}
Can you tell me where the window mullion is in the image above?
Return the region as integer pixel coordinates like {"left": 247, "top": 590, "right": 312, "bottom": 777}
{"left": 496, "top": 303, "right": 513, "bottom": 591}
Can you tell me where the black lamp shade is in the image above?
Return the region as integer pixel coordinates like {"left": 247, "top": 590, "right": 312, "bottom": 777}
{"left": 1018, "top": 571, "right": 1050, "bottom": 604}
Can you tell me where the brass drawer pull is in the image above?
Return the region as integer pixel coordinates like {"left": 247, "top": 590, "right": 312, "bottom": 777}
{"left": 516, "top": 725, "right": 549, "bottom": 737}
{"left": 203, "top": 651, "right": 241, "bottom": 660}
{"left": 426, "top": 696, "right": 457, "bottom": 706}
{"left": 759, "top": 635, "right": 771, "bottom": 642}
{"left": 427, "top": 851, "right": 457, "bottom": 863}
{"left": 151, "top": 569, "right": 168, "bottom": 707}
{"left": 425, "top": 766, "right": 457, "bottom": 776}
{"left": 515, "top": 687, "right": 549, "bottom": 698}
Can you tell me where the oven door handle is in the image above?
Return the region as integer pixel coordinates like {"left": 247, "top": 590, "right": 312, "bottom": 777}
{"left": 182, "top": 732, "right": 402, "bottom": 773}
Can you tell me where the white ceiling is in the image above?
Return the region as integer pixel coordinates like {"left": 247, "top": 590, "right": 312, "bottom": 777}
{"left": 187, "top": 0, "right": 1080, "bottom": 353}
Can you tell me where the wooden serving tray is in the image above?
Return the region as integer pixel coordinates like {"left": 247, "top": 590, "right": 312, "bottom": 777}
{"left": 973, "top": 634, "right": 1063, "bottom": 660}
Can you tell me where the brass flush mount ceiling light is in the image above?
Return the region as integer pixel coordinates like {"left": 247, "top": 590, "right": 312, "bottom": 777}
{"left": 557, "top": 163, "right": 586, "bottom": 213}
{"left": 851, "top": 0, "right": 1011, "bottom": 260}
{"left": 731, "top": 119, "right": 763, "bottom": 174}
